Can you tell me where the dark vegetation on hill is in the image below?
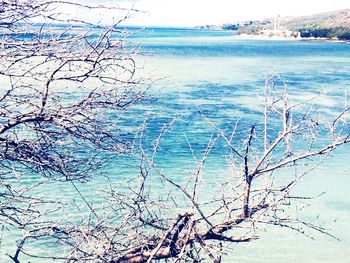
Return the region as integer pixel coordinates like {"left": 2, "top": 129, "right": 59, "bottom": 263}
{"left": 298, "top": 27, "right": 350, "bottom": 40}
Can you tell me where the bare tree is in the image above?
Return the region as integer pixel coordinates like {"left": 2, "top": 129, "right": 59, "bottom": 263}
{"left": 10, "top": 74, "right": 346, "bottom": 262}
{"left": 1, "top": 1, "right": 349, "bottom": 263}
{"left": 78, "top": 74, "right": 349, "bottom": 262}
{"left": 0, "top": 0, "right": 146, "bottom": 177}
{"left": 0, "top": 1, "right": 148, "bottom": 261}
{"left": 105, "top": 76, "right": 347, "bottom": 262}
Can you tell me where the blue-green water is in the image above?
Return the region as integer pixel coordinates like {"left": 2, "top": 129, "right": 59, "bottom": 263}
{"left": 1, "top": 27, "right": 350, "bottom": 262}
{"left": 128, "top": 28, "right": 350, "bottom": 262}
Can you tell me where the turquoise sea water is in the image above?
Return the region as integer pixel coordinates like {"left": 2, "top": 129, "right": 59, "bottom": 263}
{"left": 1, "top": 28, "right": 350, "bottom": 262}
{"left": 128, "top": 28, "right": 350, "bottom": 262}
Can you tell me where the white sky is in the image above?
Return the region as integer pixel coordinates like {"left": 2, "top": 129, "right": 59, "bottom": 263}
{"left": 65, "top": 0, "right": 350, "bottom": 27}
{"left": 121, "top": 0, "right": 350, "bottom": 26}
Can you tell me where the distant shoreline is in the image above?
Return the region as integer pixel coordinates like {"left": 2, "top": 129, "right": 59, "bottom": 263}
{"left": 232, "top": 34, "right": 350, "bottom": 43}
{"left": 299, "top": 37, "right": 350, "bottom": 43}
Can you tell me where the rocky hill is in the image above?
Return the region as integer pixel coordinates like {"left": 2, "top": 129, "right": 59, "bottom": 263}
{"left": 234, "top": 9, "right": 350, "bottom": 40}
{"left": 281, "top": 9, "right": 350, "bottom": 30}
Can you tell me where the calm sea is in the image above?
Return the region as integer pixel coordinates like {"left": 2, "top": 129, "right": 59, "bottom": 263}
{"left": 2, "top": 27, "right": 350, "bottom": 262}
{"left": 134, "top": 29, "right": 350, "bottom": 263}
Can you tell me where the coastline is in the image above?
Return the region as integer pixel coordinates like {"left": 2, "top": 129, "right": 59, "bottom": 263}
{"left": 232, "top": 34, "right": 350, "bottom": 43}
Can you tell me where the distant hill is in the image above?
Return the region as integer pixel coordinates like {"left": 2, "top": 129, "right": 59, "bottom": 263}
{"left": 281, "top": 9, "right": 350, "bottom": 30}
{"left": 233, "top": 9, "right": 350, "bottom": 40}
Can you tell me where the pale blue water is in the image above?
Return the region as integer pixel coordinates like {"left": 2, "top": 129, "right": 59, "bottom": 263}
{"left": 1, "top": 27, "right": 350, "bottom": 262}
{"left": 123, "top": 28, "right": 350, "bottom": 262}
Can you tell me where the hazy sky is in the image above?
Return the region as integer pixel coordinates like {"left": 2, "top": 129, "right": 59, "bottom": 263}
{"left": 68, "top": 0, "right": 349, "bottom": 27}
{"left": 120, "top": 0, "right": 349, "bottom": 26}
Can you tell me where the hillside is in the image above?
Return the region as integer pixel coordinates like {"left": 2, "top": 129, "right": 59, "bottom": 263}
{"left": 281, "top": 8, "right": 350, "bottom": 30}
{"left": 234, "top": 8, "right": 350, "bottom": 40}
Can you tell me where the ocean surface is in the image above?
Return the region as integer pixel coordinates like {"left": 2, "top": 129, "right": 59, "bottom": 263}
{"left": 2, "top": 27, "right": 350, "bottom": 262}
{"left": 133, "top": 29, "right": 350, "bottom": 263}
